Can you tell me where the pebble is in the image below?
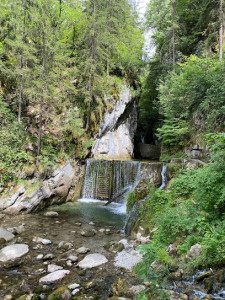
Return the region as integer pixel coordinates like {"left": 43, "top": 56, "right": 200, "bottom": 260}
{"left": 72, "top": 289, "right": 80, "bottom": 296}
{"left": 89, "top": 222, "right": 95, "bottom": 225}
{"left": 76, "top": 247, "right": 90, "bottom": 254}
{"left": 68, "top": 255, "right": 78, "bottom": 262}
{"left": 33, "top": 237, "right": 51, "bottom": 245}
{"left": 66, "top": 260, "right": 73, "bottom": 267}
{"left": 68, "top": 283, "right": 80, "bottom": 290}
{"left": 44, "top": 211, "right": 59, "bottom": 217}
{"left": 36, "top": 254, "right": 44, "bottom": 260}
{"left": 43, "top": 253, "right": 55, "bottom": 260}
{"left": 74, "top": 222, "right": 82, "bottom": 227}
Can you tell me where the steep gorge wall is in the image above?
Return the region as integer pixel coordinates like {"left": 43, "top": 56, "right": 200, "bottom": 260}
{"left": 92, "top": 87, "right": 138, "bottom": 160}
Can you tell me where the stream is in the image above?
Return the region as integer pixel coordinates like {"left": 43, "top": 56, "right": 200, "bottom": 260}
{"left": 0, "top": 199, "right": 141, "bottom": 299}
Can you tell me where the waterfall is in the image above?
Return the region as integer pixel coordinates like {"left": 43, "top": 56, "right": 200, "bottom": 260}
{"left": 82, "top": 159, "right": 141, "bottom": 201}
{"left": 159, "top": 165, "right": 167, "bottom": 190}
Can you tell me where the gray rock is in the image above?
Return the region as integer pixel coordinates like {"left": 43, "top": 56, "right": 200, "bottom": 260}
{"left": 68, "top": 255, "right": 78, "bottom": 262}
{"left": 43, "top": 253, "right": 55, "bottom": 260}
{"left": 78, "top": 253, "right": 108, "bottom": 269}
{"left": 72, "top": 289, "right": 80, "bottom": 296}
{"left": 76, "top": 247, "right": 90, "bottom": 254}
{"left": 47, "top": 264, "right": 63, "bottom": 273}
{"left": 92, "top": 87, "right": 137, "bottom": 160}
{"left": 33, "top": 237, "right": 51, "bottom": 245}
{"left": 57, "top": 241, "right": 73, "bottom": 250}
{"left": 0, "top": 244, "right": 29, "bottom": 262}
{"left": 81, "top": 229, "right": 96, "bottom": 237}
{"left": 0, "top": 227, "right": 15, "bottom": 242}
{"left": 114, "top": 249, "right": 142, "bottom": 271}
{"left": 39, "top": 270, "right": 70, "bottom": 284}
{"left": 188, "top": 243, "right": 202, "bottom": 259}
{"left": 2, "top": 161, "right": 77, "bottom": 214}
{"left": 44, "top": 211, "right": 59, "bottom": 217}
{"left": 68, "top": 283, "right": 80, "bottom": 290}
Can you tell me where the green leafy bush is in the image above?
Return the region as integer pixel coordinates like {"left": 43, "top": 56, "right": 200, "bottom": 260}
{"left": 170, "top": 169, "right": 198, "bottom": 196}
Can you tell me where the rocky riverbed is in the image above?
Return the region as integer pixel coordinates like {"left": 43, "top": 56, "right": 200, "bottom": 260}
{"left": 0, "top": 201, "right": 144, "bottom": 300}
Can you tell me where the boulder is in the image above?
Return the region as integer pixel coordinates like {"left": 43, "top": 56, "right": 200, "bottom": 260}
{"left": 0, "top": 244, "right": 29, "bottom": 263}
{"left": 140, "top": 162, "right": 163, "bottom": 187}
{"left": 77, "top": 253, "right": 108, "bottom": 269}
{"left": 187, "top": 243, "right": 202, "bottom": 259}
{"left": 47, "top": 286, "right": 71, "bottom": 300}
{"left": 114, "top": 249, "right": 142, "bottom": 271}
{"left": 2, "top": 161, "right": 78, "bottom": 214}
{"left": 47, "top": 264, "right": 63, "bottom": 273}
{"left": 39, "top": 270, "right": 70, "bottom": 284}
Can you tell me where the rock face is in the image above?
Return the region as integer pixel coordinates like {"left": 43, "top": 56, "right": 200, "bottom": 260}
{"left": 138, "top": 143, "right": 161, "bottom": 160}
{"left": 140, "top": 162, "right": 163, "bottom": 187}
{"left": 0, "top": 244, "right": 29, "bottom": 263}
{"left": 77, "top": 253, "right": 108, "bottom": 269}
{"left": 92, "top": 87, "right": 138, "bottom": 160}
{"left": 0, "top": 161, "right": 83, "bottom": 214}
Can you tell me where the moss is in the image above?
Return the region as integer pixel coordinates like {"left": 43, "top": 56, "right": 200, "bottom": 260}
{"left": 25, "top": 180, "right": 41, "bottom": 196}
{"left": 47, "top": 286, "right": 71, "bottom": 300}
{"left": 73, "top": 295, "right": 96, "bottom": 300}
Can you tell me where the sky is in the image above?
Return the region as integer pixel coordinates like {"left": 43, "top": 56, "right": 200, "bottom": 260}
{"left": 135, "top": 0, "right": 156, "bottom": 59}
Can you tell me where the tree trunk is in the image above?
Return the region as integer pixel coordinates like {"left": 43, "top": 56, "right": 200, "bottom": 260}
{"left": 219, "top": 0, "right": 223, "bottom": 60}
{"left": 18, "top": 83, "right": 23, "bottom": 123}
{"left": 172, "top": 0, "right": 176, "bottom": 70}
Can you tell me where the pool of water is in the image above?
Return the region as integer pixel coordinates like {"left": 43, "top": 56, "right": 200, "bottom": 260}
{"left": 48, "top": 199, "right": 127, "bottom": 230}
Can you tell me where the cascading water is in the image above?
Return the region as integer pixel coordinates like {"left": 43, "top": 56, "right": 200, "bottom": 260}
{"left": 82, "top": 159, "right": 141, "bottom": 201}
{"left": 159, "top": 165, "right": 167, "bottom": 189}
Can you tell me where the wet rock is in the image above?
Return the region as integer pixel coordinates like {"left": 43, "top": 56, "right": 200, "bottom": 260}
{"left": 81, "top": 229, "right": 96, "bottom": 237}
{"left": 196, "top": 270, "right": 213, "bottom": 282}
{"left": 78, "top": 253, "right": 108, "bottom": 269}
{"left": 39, "top": 270, "right": 70, "bottom": 284}
{"left": 47, "top": 286, "right": 71, "bottom": 300}
{"left": 0, "top": 244, "right": 29, "bottom": 263}
{"left": 76, "top": 247, "right": 90, "bottom": 254}
{"left": 0, "top": 227, "right": 15, "bottom": 242}
{"left": 33, "top": 237, "right": 51, "bottom": 245}
{"left": 47, "top": 264, "right": 63, "bottom": 273}
{"left": 57, "top": 241, "right": 73, "bottom": 251}
{"left": 44, "top": 212, "right": 59, "bottom": 217}
{"left": 203, "top": 277, "right": 214, "bottom": 293}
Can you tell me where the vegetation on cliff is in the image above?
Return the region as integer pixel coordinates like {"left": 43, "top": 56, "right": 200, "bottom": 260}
{"left": 0, "top": 0, "right": 143, "bottom": 189}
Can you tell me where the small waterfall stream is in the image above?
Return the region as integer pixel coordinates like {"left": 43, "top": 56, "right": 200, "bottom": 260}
{"left": 159, "top": 164, "right": 167, "bottom": 189}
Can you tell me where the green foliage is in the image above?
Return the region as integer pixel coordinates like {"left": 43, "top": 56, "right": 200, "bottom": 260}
{"left": 142, "top": 189, "right": 170, "bottom": 223}
{"left": 0, "top": 101, "right": 30, "bottom": 187}
{"left": 194, "top": 161, "right": 225, "bottom": 218}
{"left": 157, "top": 56, "right": 225, "bottom": 148}
{"left": 126, "top": 190, "right": 136, "bottom": 213}
{"left": 170, "top": 169, "right": 198, "bottom": 196}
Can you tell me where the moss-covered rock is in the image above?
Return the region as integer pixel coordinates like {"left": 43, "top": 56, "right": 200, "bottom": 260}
{"left": 73, "top": 295, "right": 96, "bottom": 300}
{"left": 47, "top": 286, "right": 71, "bottom": 300}
{"left": 34, "top": 285, "right": 52, "bottom": 294}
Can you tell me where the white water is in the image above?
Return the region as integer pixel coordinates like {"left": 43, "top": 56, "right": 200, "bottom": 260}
{"left": 159, "top": 165, "right": 167, "bottom": 189}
